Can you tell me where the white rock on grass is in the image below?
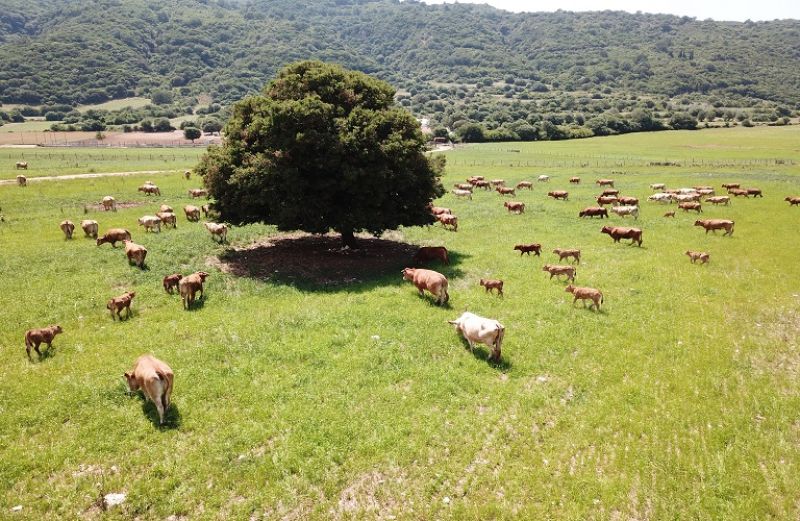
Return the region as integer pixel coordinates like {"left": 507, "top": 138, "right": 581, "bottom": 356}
{"left": 103, "top": 493, "right": 126, "bottom": 509}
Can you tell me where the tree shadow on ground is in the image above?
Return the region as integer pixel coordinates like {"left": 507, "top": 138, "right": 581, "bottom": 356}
{"left": 214, "top": 233, "right": 468, "bottom": 293}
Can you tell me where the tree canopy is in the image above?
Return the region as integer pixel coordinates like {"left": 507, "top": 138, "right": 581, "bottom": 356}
{"left": 196, "top": 61, "right": 445, "bottom": 248}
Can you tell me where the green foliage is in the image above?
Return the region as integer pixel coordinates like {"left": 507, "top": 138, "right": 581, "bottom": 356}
{"left": 183, "top": 126, "right": 201, "bottom": 141}
{"left": 197, "top": 61, "right": 445, "bottom": 247}
{"left": 150, "top": 90, "right": 174, "bottom": 105}
{"left": 669, "top": 112, "right": 699, "bottom": 130}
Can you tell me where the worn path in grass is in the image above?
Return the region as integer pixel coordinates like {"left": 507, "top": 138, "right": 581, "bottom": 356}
{"left": 0, "top": 169, "right": 175, "bottom": 185}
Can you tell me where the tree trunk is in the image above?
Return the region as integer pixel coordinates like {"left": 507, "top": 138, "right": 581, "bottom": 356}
{"left": 340, "top": 228, "right": 358, "bottom": 249}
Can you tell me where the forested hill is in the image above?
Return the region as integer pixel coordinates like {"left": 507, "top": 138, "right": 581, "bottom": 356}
{"left": 1, "top": 0, "right": 799, "bottom": 136}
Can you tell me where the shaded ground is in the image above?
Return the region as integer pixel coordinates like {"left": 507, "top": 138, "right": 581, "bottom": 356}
{"left": 213, "top": 232, "right": 462, "bottom": 289}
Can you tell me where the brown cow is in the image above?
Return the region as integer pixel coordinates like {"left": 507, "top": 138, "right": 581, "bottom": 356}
{"left": 156, "top": 212, "right": 177, "bottom": 228}
{"left": 179, "top": 271, "right": 210, "bottom": 309}
{"left": 60, "top": 220, "right": 75, "bottom": 239}
{"left": 124, "top": 240, "right": 148, "bottom": 268}
{"left": 542, "top": 264, "right": 576, "bottom": 282}
{"left": 490, "top": 179, "right": 506, "bottom": 187}
{"left": 107, "top": 291, "right": 136, "bottom": 320}
{"left": 565, "top": 284, "right": 603, "bottom": 310}
{"left": 596, "top": 196, "right": 618, "bottom": 206}
{"left": 16, "top": 174, "right": 27, "bottom": 187}
{"left": 101, "top": 196, "right": 117, "bottom": 212}
{"left": 474, "top": 180, "right": 491, "bottom": 190}
{"left": 785, "top": 196, "right": 800, "bottom": 206}
{"left": 579, "top": 207, "right": 608, "bottom": 219}
{"left": 24, "top": 325, "right": 63, "bottom": 359}
{"left": 601, "top": 188, "right": 619, "bottom": 196}
{"left": 159, "top": 204, "right": 173, "bottom": 213}
{"left": 496, "top": 186, "right": 515, "bottom": 196}
{"left": 124, "top": 355, "right": 174, "bottom": 425}
{"left": 401, "top": 268, "right": 449, "bottom": 305}
{"left": 138, "top": 184, "right": 161, "bottom": 196}
{"left": 413, "top": 246, "right": 449, "bottom": 265}
{"left": 429, "top": 206, "right": 451, "bottom": 216}
{"left": 516, "top": 181, "right": 533, "bottom": 190}
{"left": 706, "top": 196, "right": 730, "bottom": 206}
{"left": 552, "top": 248, "right": 580, "bottom": 264}
{"left": 479, "top": 278, "right": 504, "bottom": 296}
{"left": 685, "top": 251, "right": 710, "bottom": 264}
{"left": 437, "top": 213, "right": 458, "bottom": 231}
{"left": 678, "top": 202, "right": 702, "bottom": 213}
{"left": 569, "top": 177, "right": 581, "bottom": 184}
{"left": 745, "top": 188, "right": 763, "bottom": 198}
{"left": 96, "top": 228, "right": 131, "bottom": 247}
{"left": 504, "top": 201, "right": 525, "bottom": 214}
{"left": 596, "top": 179, "right": 615, "bottom": 187}
{"left": 721, "top": 183, "right": 740, "bottom": 190}
{"left": 694, "top": 219, "right": 734, "bottom": 236}
{"left": 548, "top": 190, "right": 569, "bottom": 200}
{"left": 163, "top": 273, "right": 183, "bottom": 294}
{"left": 601, "top": 226, "right": 643, "bottom": 246}
{"left": 184, "top": 205, "right": 201, "bottom": 222}
{"left": 80, "top": 220, "right": 99, "bottom": 239}
{"left": 454, "top": 183, "right": 473, "bottom": 191}
{"left": 617, "top": 196, "right": 639, "bottom": 206}
{"left": 188, "top": 188, "right": 208, "bottom": 198}
{"left": 728, "top": 188, "right": 749, "bottom": 198}
{"left": 514, "top": 243, "right": 541, "bottom": 256}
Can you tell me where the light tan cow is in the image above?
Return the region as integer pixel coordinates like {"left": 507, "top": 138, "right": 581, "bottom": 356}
{"left": 124, "top": 355, "right": 174, "bottom": 425}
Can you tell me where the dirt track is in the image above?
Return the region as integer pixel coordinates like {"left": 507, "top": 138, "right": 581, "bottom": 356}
{"left": 0, "top": 169, "right": 176, "bottom": 185}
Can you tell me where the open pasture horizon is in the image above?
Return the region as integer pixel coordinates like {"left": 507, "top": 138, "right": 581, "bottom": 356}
{"left": 1, "top": 127, "right": 800, "bottom": 519}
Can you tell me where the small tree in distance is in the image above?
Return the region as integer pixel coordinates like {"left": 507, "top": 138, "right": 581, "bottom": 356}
{"left": 196, "top": 61, "right": 445, "bottom": 248}
{"left": 184, "top": 126, "right": 201, "bottom": 142}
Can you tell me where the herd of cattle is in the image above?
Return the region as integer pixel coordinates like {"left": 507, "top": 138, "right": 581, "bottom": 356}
{"left": 12, "top": 163, "right": 799, "bottom": 425}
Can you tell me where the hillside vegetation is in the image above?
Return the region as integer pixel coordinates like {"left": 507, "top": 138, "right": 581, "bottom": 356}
{"left": 1, "top": 0, "right": 799, "bottom": 139}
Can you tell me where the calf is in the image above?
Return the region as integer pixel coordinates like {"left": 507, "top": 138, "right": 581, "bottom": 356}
{"left": 552, "top": 248, "right": 580, "bottom": 264}
{"left": 694, "top": 219, "right": 734, "bottom": 236}
{"left": 663, "top": 211, "right": 676, "bottom": 218}
{"left": 496, "top": 186, "right": 515, "bottom": 196}
{"left": 548, "top": 190, "right": 569, "bottom": 201}
{"left": 96, "top": 228, "right": 131, "bottom": 247}
{"left": 516, "top": 181, "right": 534, "bottom": 190}
{"left": 685, "top": 250, "right": 710, "bottom": 264}
{"left": 138, "top": 215, "right": 162, "bottom": 233}
{"left": 650, "top": 183, "right": 666, "bottom": 191}
{"left": 565, "top": 284, "right": 603, "bottom": 310}
{"left": 188, "top": 188, "right": 208, "bottom": 198}
{"left": 437, "top": 213, "right": 458, "bottom": 231}
{"left": 16, "top": 174, "right": 27, "bottom": 187}
{"left": 542, "top": 264, "right": 576, "bottom": 282}
{"left": 785, "top": 196, "right": 800, "bottom": 206}
{"left": 179, "top": 271, "right": 209, "bottom": 309}
{"left": 60, "top": 220, "right": 75, "bottom": 239}
{"left": 448, "top": 312, "right": 504, "bottom": 362}
{"left": 610, "top": 205, "right": 639, "bottom": 220}
{"left": 163, "top": 273, "right": 183, "bottom": 294}
{"left": 514, "top": 243, "right": 541, "bottom": 256}
{"left": 678, "top": 202, "right": 702, "bottom": 213}
{"left": 569, "top": 177, "right": 581, "bottom": 184}
{"left": 184, "top": 205, "right": 201, "bottom": 222}
{"left": 138, "top": 184, "right": 161, "bottom": 196}
{"left": 15, "top": 161, "right": 28, "bottom": 170}
{"left": 413, "top": 246, "right": 449, "bottom": 265}
{"left": 600, "top": 226, "right": 643, "bottom": 246}
{"left": 537, "top": 175, "right": 550, "bottom": 182}
{"left": 80, "top": 219, "right": 99, "bottom": 239}
{"left": 452, "top": 189, "right": 473, "bottom": 200}
{"left": 579, "top": 207, "right": 608, "bottom": 219}
{"left": 156, "top": 211, "right": 177, "bottom": 228}
{"left": 706, "top": 196, "right": 730, "bottom": 206}
{"left": 402, "top": 268, "right": 449, "bottom": 305}
{"left": 596, "top": 179, "right": 614, "bottom": 187}
{"left": 124, "top": 355, "right": 174, "bottom": 425}
{"left": 479, "top": 278, "right": 504, "bottom": 296}
{"left": 101, "top": 196, "right": 117, "bottom": 212}
{"left": 24, "top": 324, "right": 63, "bottom": 359}
{"left": 107, "top": 291, "right": 136, "bottom": 320}
{"left": 504, "top": 201, "right": 525, "bottom": 214}
{"left": 204, "top": 222, "right": 228, "bottom": 242}
{"left": 124, "top": 240, "right": 147, "bottom": 268}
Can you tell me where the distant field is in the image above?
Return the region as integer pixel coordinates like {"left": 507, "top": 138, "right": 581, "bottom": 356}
{"left": 0, "top": 120, "right": 59, "bottom": 133}
{"left": 76, "top": 97, "right": 152, "bottom": 112}
{"left": 1, "top": 126, "right": 800, "bottom": 519}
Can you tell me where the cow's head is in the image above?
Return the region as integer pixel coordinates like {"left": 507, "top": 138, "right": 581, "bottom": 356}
{"left": 401, "top": 268, "right": 416, "bottom": 281}
{"left": 123, "top": 372, "right": 140, "bottom": 392}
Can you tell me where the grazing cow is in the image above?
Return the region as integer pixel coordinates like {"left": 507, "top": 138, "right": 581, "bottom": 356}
{"left": 728, "top": 188, "right": 749, "bottom": 198}
{"left": 454, "top": 183, "right": 473, "bottom": 191}
{"left": 596, "top": 195, "right": 618, "bottom": 206}
{"left": 746, "top": 188, "right": 763, "bottom": 198}
{"left": 496, "top": 186, "right": 515, "bottom": 196}
{"left": 124, "top": 240, "right": 148, "bottom": 268}
{"left": 179, "top": 271, "right": 209, "bottom": 309}
{"left": 785, "top": 196, "right": 800, "bottom": 206}
{"left": 569, "top": 177, "right": 581, "bottom": 184}
{"left": 107, "top": 291, "right": 136, "bottom": 320}
{"left": 413, "top": 246, "right": 449, "bottom": 265}
{"left": 504, "top": 201, "right": 525, "bottom": 214}
{"left": 601, "top": 188, "right": 619, "bottom": 196}
{"left": 648, "top": 193, "right": 672, "bottom": 204}
{"left": 163, "top": 273, "right": 183, "bottom": 294}
{"left": 706, "top": 196, "right": 730, "bottom": 206}
{"left": 675, "top": 188, "right": 697, "bottom": 195}
{"left": 138, "top": 184, "right": 161, "bottom": 196}
{"left": 548, "top": 190, "right": 569, "bottom": 201}
{"left": 138, "top": 215, "right": 162, "bottom": 233}
{"left": 491, "top": 179, "right": 506, "bottom": 187}
{"left": 101, "top": 196, "right": 117, "bottom": 212}
{"left": 467, "top": 176, "right": 484, "bottom": 184}
{"left": 694, "top": 219, "right": 734, "bottom": 236}
{"left": 124, "top": 355, "right": 174, "bottom": 425}
{"left": 59, "top": 220, "right": 75, "bottom": 239}
{"left": 686, "top": 251, "right": 710, "bottom": 264}
{"left": 16, "top": 174, "right": 27, "bottom": 187}
{"left": 674, "top": 193, "right": 701, "bottom": 203}
{"left": 159, "top": 204, "right": 173, "bottom": 213}
{"left": 552, "top": 248, "right": 580, "bottom": 264}
{"left": 204, "top": 222, "right": 228, "bottom": 242}
{"left": 516, "top": 181, "right": 534, "bottom": 190}
{"left": 96, "top": 228, "right": 131, "bottom": 247}
{"left": 479, "top": 278, "right": 504, "bottom": 296}
{"left": 514, "top": 243, "right": 541, "bottom": 256}
{"left": 402, "top": 267, "right": 449, "bottom": 305}
{"left": 537, "top": 175, "right": 550, "bottom": 182}
{"left": 452, "top": 189, "right": 473, "bottom": 200}
{"left": 596, "top": 179, "right": 615, "bottom": 187}
{"left": 80, "top": 219, "right": 99, "bottom": 239}
{"left": 579, "top": 207, "right": 608, "bottom": 219}
{"left": 565, "top": 284, "right": 603, "bottom": 310}
{"left": 474, "top": 180, "right": 491, "bottom": 190}
{"left": 678, "top": 202, "right": 702, "bottom": 213}
{"left": 24, "top": 325, "right": 63, "bottom": 359}
{"left": 156, "top": 212, "right": 177, "bottom": 228}
{"left": 693, "top": 185, "right": 713, "bottom": 191}
{"left": 429, "top": 206, "right": 451, "bottom": 216}
{"left": 15, "top": 161, "right": 28, "bottom": 170}
{"left": 437, "top": 214, "right": 458, "bottom": 231}
{"left": 611, "top": 205, "right": 639, "bottom": 220}
{"left": 664, "top": 211, "right": 676, "bottom": 218}
{"left": 184, "top": 170, "right": 191, "bottom": 179}
{"left": 650, "top": 183, "right": 666, "bottom": 191}
{"left": 542, "top": 264, "right": 576, "bottom": 282}
{"left": 696, "top": 189, "right": 715, "bottom": 196}
{"left": 722, "top": 183, "right": 740, "bottom": 190}
{"left": 184, "top": 205, "right": 201, "bottom": 222}
{"left": 447, "top": 312, "right": 504, "bottom": 362}
{"left": 601, "top": 226, "right": 643, "bottom": 246}
{"left": 188, "top": 188, "right": 208, "bottom": 198}
{"left": 617, "top": 196, "right": 639, "bottom": 206}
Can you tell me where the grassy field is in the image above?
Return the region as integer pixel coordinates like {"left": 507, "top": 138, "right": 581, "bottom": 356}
{"left": 0, "top": 120, "right": 59, "bottom": 133}
{"left": 1, "top": 127, "right": 800, "bottom": 519}
{"left": 0, "top": 148, "right": 206, "bottom": 181}
{"left": 76, "top": 97, "right": 152, "bottom": 113}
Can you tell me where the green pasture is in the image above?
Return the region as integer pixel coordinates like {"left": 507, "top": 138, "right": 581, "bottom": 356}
{"left": 0, "top": 148, "right": 206, "bottom": 181}
{"left": 0, "top": 120, "right": 59, "bottom": 133}
{"left": 1, "top": 127, "right": 800, "bottom": 519}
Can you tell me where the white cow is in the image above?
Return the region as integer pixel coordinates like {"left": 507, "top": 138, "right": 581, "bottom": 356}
{"left": 537, "top": 175, "right": 550, "bottom": 182}
{"left": 452, "top": 189, "right": 473, "bottom": 200}
{"left": 610, "top": 205, "right": 639, "bottom": 220}
{"left": 675, "top": 193, "right": 701, "bottom": 203}
{"left": 448, "top": 312, "right": 505, "bottom": 362}
{"left": 650, "top": 183, "right": 666, "bottom": 191}
{"left": 204, "top": 222, "right": 228, "bottom": 242}
{"left": 138, "top": 215, "right": 161, "bottom": 233}
{"left": 648, "top": 193, "right": 672, "bottom": 203}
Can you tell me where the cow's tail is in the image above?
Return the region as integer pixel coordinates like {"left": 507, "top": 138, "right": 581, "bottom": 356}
{"left": 493, "top": 325, "right": 505, "bottom": 361}
{"left": 24, "top": 331, "right": 32, "bottom": 349}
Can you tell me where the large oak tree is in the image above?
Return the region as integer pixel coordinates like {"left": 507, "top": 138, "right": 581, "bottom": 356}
{"left": 197, "top": 61, "right": 445, "bottom": 248}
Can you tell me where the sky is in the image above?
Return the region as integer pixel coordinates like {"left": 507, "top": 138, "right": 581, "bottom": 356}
{"left": 419, "top": 0, "right": 800, "bottom": 22}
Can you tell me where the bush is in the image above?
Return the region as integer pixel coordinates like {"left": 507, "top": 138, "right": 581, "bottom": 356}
{"left": 668, "top": 112, "right": 698, "bottom": 130}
